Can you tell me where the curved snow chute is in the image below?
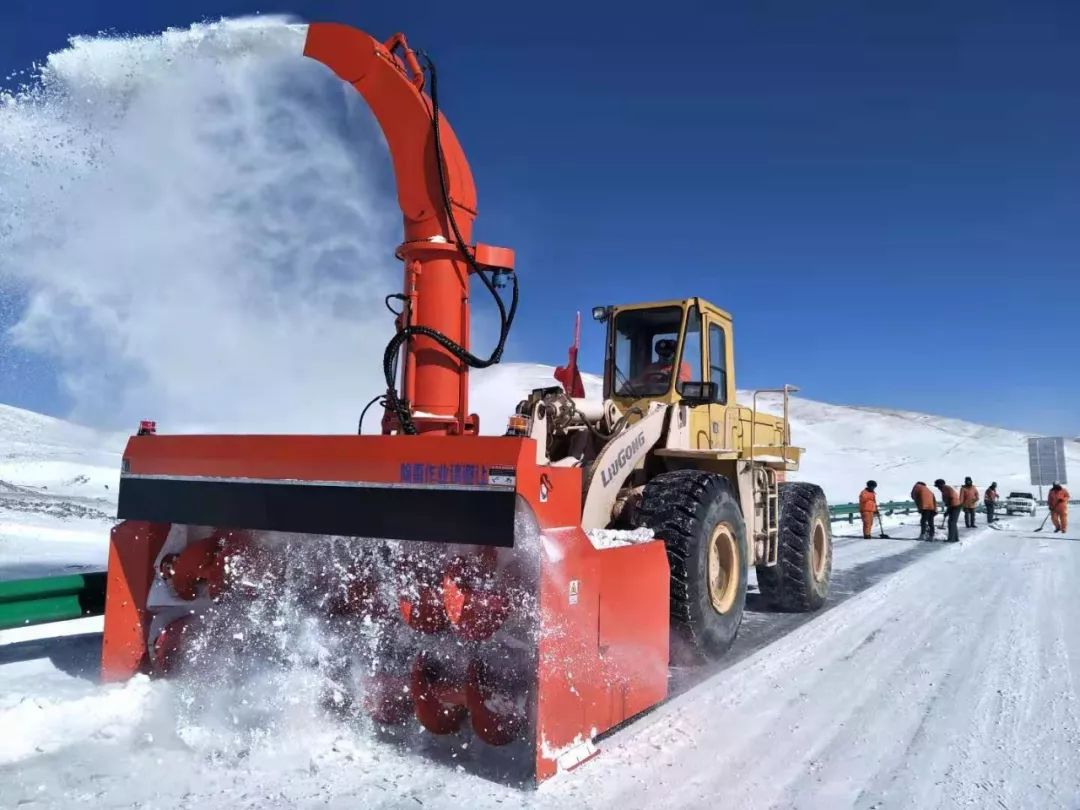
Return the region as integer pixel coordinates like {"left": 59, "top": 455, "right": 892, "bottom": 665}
{"left": 302, "top": 22, "right": 477, "bottom": 244}
{"left": 303, "top": 22, "right": 501, "bottom": 430}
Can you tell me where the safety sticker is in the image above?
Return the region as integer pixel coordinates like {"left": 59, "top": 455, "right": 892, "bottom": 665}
{"left": 398, "top": 463, "right": 516, "bottom": 488}
{"left": 569, "top": 579, "right": 579, "bottom": 606}
{"left": 488, "top": 466, "right": 517, "bottom": 488}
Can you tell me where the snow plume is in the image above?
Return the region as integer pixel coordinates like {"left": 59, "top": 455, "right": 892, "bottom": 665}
{"left": 0, "top": 17, "right": 401, "bottom": 433}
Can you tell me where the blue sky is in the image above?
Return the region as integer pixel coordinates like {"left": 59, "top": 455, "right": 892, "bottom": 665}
{"left": 2, "top": 0, "right": 1078, "bottom": 435}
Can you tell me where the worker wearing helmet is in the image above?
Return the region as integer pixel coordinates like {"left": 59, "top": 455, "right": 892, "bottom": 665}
{"left": 1048, "top": 482, "right": 1070, "bottom": 533}
{"left": 911, "top": 481, "right": 937, "bottom": 541}
{"left": 936, "top": 479, "right": 962, "bottom": 543}
{"left": 959, "top": 477, "right": 980, "bottom": 528}
{"left": 984, "top": 482, "right": 1000, "bottom": 524}
{"left": 859, "top": 480, "right": 879, "bottom": 539}
{"left": 635, "top": 338, "right": 691, "bottom": 393}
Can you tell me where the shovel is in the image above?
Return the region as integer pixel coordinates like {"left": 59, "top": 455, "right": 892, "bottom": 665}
{"left": 1033, "top": 511, "right": 1053, "bottom": 533}
{"left": 876, "top": 512, "right": 890, "bottom": 539}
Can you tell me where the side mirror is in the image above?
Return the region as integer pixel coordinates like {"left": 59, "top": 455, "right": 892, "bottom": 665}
{"left": 676, "top": 380, "right": 721, "bottom": 406}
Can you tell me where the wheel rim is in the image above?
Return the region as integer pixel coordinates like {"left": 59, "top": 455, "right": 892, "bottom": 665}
{"left": 811, "top": 519, "right": 828, "bottom": 581}
{"left": 707, "top": 523, "right": 740, "bottom": 614}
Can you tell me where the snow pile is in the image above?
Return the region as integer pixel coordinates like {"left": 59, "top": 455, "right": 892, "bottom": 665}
{"left": 586, "top": 527, "right": 656, "bottom": 549}
{"left": 0, "top": 674, "right": 153, "bottom": 764}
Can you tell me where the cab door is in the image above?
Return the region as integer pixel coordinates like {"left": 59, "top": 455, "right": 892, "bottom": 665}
{"left": 704, "top": 312, "right": 736, "bottom": 450}
{"left": 677, "top": 303, "right": 711, "bottom": 449}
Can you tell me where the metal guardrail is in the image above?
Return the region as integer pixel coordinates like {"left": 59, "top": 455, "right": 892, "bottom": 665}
{"left": 0, "top": 572, "right": 107, "bottom": 631}
{"left": 829, "top": 498, "right": 1078, "bottom": 524}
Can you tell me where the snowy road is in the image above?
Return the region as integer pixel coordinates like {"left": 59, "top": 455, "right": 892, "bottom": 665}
{"left": 3, "top": 515, "right": 1078, "bottom": 809}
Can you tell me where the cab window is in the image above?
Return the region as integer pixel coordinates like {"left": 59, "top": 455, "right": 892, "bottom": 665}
{"left": 709, "top": 323, "right": 729, "bottom": 404}
{"left": 611, "top": 306, "right": 689, "bottom": 397}
{"left": 680, "top": 305, "right": 703, "bottom": 386}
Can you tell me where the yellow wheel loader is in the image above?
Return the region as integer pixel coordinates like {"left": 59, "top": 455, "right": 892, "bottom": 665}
{"left": 512, "top": 296, "right": 833, "bottom": 662}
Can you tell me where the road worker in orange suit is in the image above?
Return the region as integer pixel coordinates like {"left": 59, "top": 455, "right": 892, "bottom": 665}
{"left": 959, "top": 477, "right": 980, "bottom": 528}
{"left": 859, "top": 480, "right": 879, "bottom": 539}
{"left": 984, "top": 482, "right": 1000, "bottom": 524}
{"left": 936, "top": 479, "right": 962, "bottom": 543}
{"left": 1048, "top": 482, "right": 1070, "bottom": 533}
{"left": 911, "top": 481, "right": 937, "bottom": 541}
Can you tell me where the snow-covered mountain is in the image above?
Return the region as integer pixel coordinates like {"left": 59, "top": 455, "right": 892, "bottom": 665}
{"left": 0, "top": 403, "right": 123, "bottom": 496}
{"left": 472, "top": 363, "right": 1078, "bottom": 504}
{"left": 752, "top": 394, "right": 1079, "bottom": 503}
{"left": 0, "top": 404, "right": 123, "bottom": 577}
{"left": 2, "top": 361, "right": 1076, "bottom": 577}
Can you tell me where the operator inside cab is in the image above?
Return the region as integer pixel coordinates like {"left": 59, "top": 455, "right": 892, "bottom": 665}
{"left": 616, "top": 337, "right": 693, "bottom": 396}
{"left": 612, "top": 305, "right": 700, "bottom": 398}
{"left": 637, "top": 338, "right": 691, "bottom": 389}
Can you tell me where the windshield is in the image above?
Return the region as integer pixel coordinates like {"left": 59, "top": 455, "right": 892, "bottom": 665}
{"left": 1009, "top": 492, "right": 1034, "bottom": 499}
{"left": 610, "top": 306, "right": 686, "bottom": 397}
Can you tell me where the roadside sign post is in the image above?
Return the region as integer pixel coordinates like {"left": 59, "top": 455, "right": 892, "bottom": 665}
{"left": 1027, "top": 437, "right": 1068, "bottom": 502}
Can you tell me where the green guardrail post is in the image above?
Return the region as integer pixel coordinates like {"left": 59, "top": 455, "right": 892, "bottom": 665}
{"left": 829, "top": 500, "right": 918, "bottom": 524}
{"left": 0, "top": 572, "right": 107, "bottom": 631}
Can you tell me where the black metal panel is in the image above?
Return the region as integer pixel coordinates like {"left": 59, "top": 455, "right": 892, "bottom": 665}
{"left": 117, "top": 477, "right": 517, "bottom": 547}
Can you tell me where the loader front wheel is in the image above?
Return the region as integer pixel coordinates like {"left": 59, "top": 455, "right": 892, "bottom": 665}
{"left": 757, "top": 482, "right": 832, "bottom": 612}
{"left": 635, "top": 470, "right": 748, "bottom": 664}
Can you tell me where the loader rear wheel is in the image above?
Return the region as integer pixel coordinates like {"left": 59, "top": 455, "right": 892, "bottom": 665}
{"left": 757, "top": 482, "right": 832, "bottom": 612}
{"left": 635, "top": 470, "right": 748, "bottom": 664}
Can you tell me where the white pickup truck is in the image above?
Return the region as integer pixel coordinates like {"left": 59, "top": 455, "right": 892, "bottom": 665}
{"left": 1005, "top": 492, "right": 1038, "bottom": 516}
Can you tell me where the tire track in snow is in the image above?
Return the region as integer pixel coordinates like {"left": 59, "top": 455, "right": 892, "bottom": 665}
{"left": 549, "top": 518, "right": 1080, "bottom": 810}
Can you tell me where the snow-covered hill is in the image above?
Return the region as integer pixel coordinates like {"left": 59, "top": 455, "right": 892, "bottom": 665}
{"left": 0, "top": 404, "right": 123, "bottom": 577}
{"left": 2, "top": 361, "right": 1076, "bottom": 577}
{"left": 750, "top": 393, "right": 1080, "bottom": 503}
{"left": 0, "top": 403, "right": 123, "bottom": 495}
{"left": 472, "top": 363, "right": 1078, "bottom": 504}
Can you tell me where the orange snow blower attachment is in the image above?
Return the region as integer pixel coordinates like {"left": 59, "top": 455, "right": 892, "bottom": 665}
{"left": 104, "top": 438, "right": 669, "bottom": 782}
{"left": 100, "top": 21, "right": 671, "bottom": 785}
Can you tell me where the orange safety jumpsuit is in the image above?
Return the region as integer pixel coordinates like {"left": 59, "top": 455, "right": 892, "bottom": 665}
{"left": 859, "top": 488, "right": 878, "bottom": 538}
{"left": 912, "top": 483, "right": 936, "bottom": 512}
{"left": 912, "top": 483, "right": 937, "bottom": 539}
{"left": 940, "top": 485, "right": 961, "bottom": 508}
{"left": 960, "top": 484, "right": 980, "bottom": 528}
{"left": 1049, "top": 487, "right": 1070, "bottom": 532}
{"left": 641, "top": 360, "right": 692, "bottom": 384}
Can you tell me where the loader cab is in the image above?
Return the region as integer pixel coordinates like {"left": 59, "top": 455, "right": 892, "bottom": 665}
{"left": 597, "top": 297, "right": 736, "bottom": 411}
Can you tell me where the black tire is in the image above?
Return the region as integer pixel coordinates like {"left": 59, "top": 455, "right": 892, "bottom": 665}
{"left": 634, "top": 470, "right": 748, "bottom": 664}
{"left": 757, "top": 482, "right": 832, "bottom": 612}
